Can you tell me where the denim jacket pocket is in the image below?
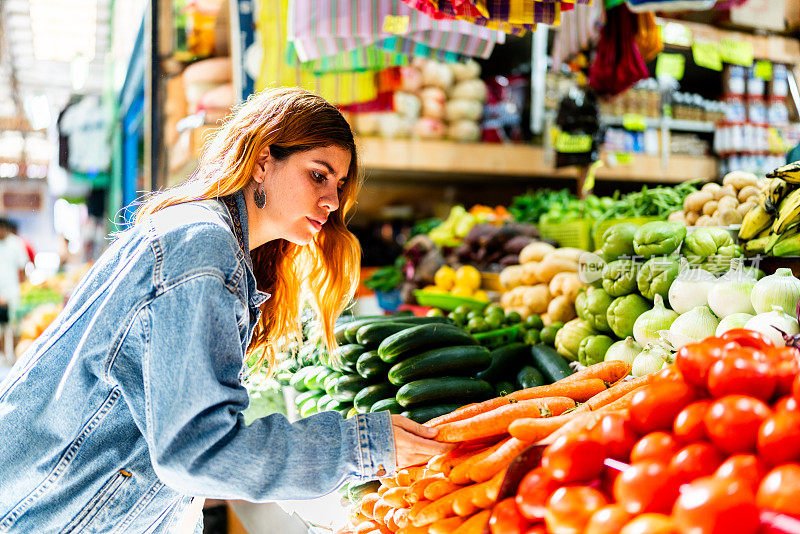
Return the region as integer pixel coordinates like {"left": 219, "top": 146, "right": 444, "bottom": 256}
{"left": 59, "top": 469, "right": 133, "bottom": 534}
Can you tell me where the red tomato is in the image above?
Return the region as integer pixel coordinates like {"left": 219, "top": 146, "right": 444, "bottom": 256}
{"left": 516, "top": 467, "right": 560, "bottom": 521}
{"left": 714, "top": 454, "right": 767, "bottom": 493}
{"left": 793, "top": 373, "right": 800, "bottom": 404}
{"left": 630, "top": 432, "right": 679, "bottom": 464}
{"left": 756, "top": 463, "right": 800, "bottom": 517}
{"left": 773, "top": 357, "right": 800, "bottom": 397}
{"left": 629, "top": 381, "right": 695, "bottom": 434}
{"left": 490, "top": 497, "right": 530, "bottom": 534}
{"left": 676, "top": 339, "right": 727, "bottom": 389}
{"left": 773, "top": 395, "right": 800, "bottom": 413}
{"left": 583, "top": 504, "right": 632, "bottom": 534}
{"left": 757, "top": 410, "right": 800, "bottom": 466}
{"left": 523, "top": 526, "right": 547, "bottom": 534}
{"left": 703, "top": 395, "right": 772, "bottom": 454}
{"left": 613, "top": 460, "right": 680, "bottom": 515}
{"left": 545, "top": 486, "right": 608, "bottom": 534}
{"left": 619, "top": 513, "right": 678, "bottom": 534}
{"left": 588, "top": 413, "right": 638, "bottom": 461}
{"left": 541, "top": 435, "right": 606, "bottom": 483}
{"left": 668, "top": 442, "right": 723, "bottom": 485}
{"left": 720, "top": 329, "right": 771, "bottom": 349}
{"left": 672, "top": 475, "right": 759, "bottom": 534}
{"left": 706, "top": 352, "right": 776, "bottom": 401}
{"left": 655, "top": 365, "right": 685, "bottom": 383}
{"left": 673, "top": 400, "right": 711, "bottom": 444}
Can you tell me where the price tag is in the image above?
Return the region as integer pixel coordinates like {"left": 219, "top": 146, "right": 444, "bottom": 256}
{"left": 622, "top": 113, "right": 647, "bottom": 132}
{"left": 656, "top": 53, "right": 685, "bottom": 81}
{"left": 660, "top": 22, "right": 693, "bottom": 47}
{"left": 382, "top": 15, "right": 410, "bottom": 34}
{"left": 613, "top": 152, "right": 634, "bottom": 165}
{"left": 719, "top": 38, "right": 754, "bottom": 67}
{"left": 555, "top": 131, "right": 593, "bottom": 153}
{"left": 755, "top": 60, "right": 773, "bottom": 81}
{"left": 692, "top": 41, "right": 722, "bottom": 71}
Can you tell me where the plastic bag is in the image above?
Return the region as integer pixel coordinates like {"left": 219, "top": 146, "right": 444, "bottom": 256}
{"left": 588, "top": 4, "right": 649, "bottom": 97}
{"left": 635, "top": 12, "right": 663, "bottom": 63}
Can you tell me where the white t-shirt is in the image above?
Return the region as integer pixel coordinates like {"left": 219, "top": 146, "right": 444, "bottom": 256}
{"left": 0, "top": 234, "right": 28, "bottom": 308}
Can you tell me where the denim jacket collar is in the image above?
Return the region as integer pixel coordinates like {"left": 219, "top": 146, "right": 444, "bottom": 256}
{"left": 218, "top": 191, "right": 271, "bottom": 308}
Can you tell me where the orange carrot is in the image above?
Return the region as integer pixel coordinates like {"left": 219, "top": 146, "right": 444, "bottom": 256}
{"left": 560, "top": 360, "right": 631, "bottom": 385}
{"left": 406, "top": 476, "right": 443, "bottom": 504}
{"left": 384, "top": 508, "right": 401, "bottom": 532}
{"left": 393, "top": 508, "right": 409, "bottom": 529}
{"left": 448, "top": 439, "right": 510, "bottom": 485}
{"left": 574, "top": 375, "right": 651, "bottom": 412}
{"left": 423, "top": 479, "right": 462, "bottom": 501}
{"left": 426, "top": 380, "right": 606, "bottom": 427}
{"left": 452, "top": 490, "right": 478, "bottom": 517}
{"left": 406, "top": 500, "right": 430, "bottom": 521}
{"left": 436, "top": 397, "right": 576, "bottom": 442}
{"left": 396, "top": 466, "right": 427, "bottom": 486}
{"left": 355, "top": 520, "right": 379, "bottom": 534}
{"left": 429, "top": 516, "right": 465, "bottom": 534}
{"left": 507, "top": 413, "right": 579, "bottom": 442}
{"left": 360, "top": 493, "right": 381, "bottom": 518}
{"left": 411, "top": 492, "right": 459, "bottom": 527}
{"left": 469, "top": 438, "right": 532, "bottom": 483}
{"left": 396, "top": 525, "right": 427, "bottom": 534}
{"left": 471, "top": 469, "right": 506, "bottom": 508}
{"left": 451, "top": 509, "right": 491, "bottom": 534}
{"left": 378, "top": 484, "right": 392, "bottom": 496}
{"left": 372, "top": 499, "right": 394, "bottom": 525}
{"left": 382, "top": 487, "right": 410, "bottom": 509}
{"left": 537, "top": 411, "right": 614, "bottom": 445}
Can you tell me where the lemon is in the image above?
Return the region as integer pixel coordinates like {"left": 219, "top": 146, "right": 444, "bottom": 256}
{"left": 434, "top": 265, "right": 456, "bottom": 291}
{"left": 472, "top": 290, "right": 489, "bottom": 302}
{"left": 455, "top": 265, "right": 481, "bottom": 291}
{"left": 423, "top": 285, "right": 446, "bottom": 294}
{"left": 451, "top": 285, "right": 473, "bottom": 298}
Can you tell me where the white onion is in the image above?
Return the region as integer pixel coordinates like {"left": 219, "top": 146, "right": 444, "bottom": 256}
{"left": 744, "top": 306, "right": 799, "bottom": 347}
{"left": 668, "top": 258, "right": 716, "bottom": 314}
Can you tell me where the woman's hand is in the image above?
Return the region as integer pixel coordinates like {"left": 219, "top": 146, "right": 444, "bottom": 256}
{"left": 391, "top": 414, "right": 456, "bottom": 469}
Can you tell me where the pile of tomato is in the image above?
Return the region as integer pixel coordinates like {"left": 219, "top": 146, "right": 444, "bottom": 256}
{"left": 488, "top": 329, "right": 800, "bottom": 534}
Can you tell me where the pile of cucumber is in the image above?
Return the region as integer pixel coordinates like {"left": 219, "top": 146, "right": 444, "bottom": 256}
{"left": 282, "top": 313, "right": 575, "bottom": 424}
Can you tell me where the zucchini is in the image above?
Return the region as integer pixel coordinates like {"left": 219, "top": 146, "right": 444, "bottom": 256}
{"left": 337, "top": 405, "right": 352, "bottom": 417}
{"left": 331, "top": 374, "right": 373, "bottom": 403}
{"left": 476, "top": 343, "right": 529, "bottom": 383}
{"left": 401, "top": 404, "right": 463, "bottom": 424}
{"left": 356, "top": 322, "right": 415, "bottom": 348}
{"left": 333, "top": 344, "right": 367, "bottom": 372}
{"left": 342, "top": 317, "right": 399, "bottom": 344}
{"left": 289, "top": 366, "right": 315, "bottom": 392}
{"left": 370, "top": 398, "right": 403, "bottom": 414}
{"left": 356, "top": 350, "right": 391, "bottom": 380}
{"left": 396, "top": 377, "right": 494, "bottom": 408}
{"left": 387, "top": 345, "right": 491, "bottom": 386}
{"left": 348, "top": 480, "right": 381, "bottom": 503}
{"left": 354, "top": 383, "right": 398, "bottom": 413}
{"left": 325, "top": 398, "right": 345, "bottom": 412}
{"left": 517, "top": 366, "right": 546, "bottom": 389}
{"left": 495, "top": 381, "right": 515, "bottom": 397}
{"left": 530, "top": 344, "right": 574, "bottom": 383}
{"left": 378, "top": 324, "right": 477, "bottom": 363}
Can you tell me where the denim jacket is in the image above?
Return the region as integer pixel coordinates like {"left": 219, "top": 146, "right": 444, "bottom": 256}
{"left": 0, "top": 192, "right": 395, "bottom": 533}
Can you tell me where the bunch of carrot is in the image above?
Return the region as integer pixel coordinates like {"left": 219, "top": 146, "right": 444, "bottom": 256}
{"left": 344, "top": 360, "right": 650, "bottom": 534}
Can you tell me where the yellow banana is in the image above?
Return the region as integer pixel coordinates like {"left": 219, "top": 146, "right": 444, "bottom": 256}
{"left": 766, "top": 178, "right": 789, "bottom": 211}
{"left": 773, "top": 232, "right": 800, "bottom": 257}
{"left": 767, "top": 161, "right": 800, "bottom": 184}
{"left": 739, "top": 197, "right": 775, "bottom": 240}
{"left": 743, "top": 235, "right": 770, "bottom": 255}
{"left": 772, "top": 188, "right": 800, "bottom": 235}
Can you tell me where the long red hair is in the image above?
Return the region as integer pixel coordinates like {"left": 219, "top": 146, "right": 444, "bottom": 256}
{"left": 135, "top": 87, "right": 362, "bottom": 370}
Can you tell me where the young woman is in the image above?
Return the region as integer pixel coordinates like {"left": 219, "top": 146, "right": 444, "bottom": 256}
{"left": 0, "top": 87, "right": 453, "bottom": 533}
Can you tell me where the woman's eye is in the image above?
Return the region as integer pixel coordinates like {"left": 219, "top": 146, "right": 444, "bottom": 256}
{"left": 311, "top": 171, "right": 326, "bottom": 184}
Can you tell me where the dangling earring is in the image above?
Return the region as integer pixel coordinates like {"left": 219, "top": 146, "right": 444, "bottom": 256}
{"left": 254, "top": 183, "right": 266, "bottom": 209}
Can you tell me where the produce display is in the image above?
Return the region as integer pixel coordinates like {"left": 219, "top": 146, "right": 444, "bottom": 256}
{"left": 739, "top": 161, "right": 800, "bottom": 256}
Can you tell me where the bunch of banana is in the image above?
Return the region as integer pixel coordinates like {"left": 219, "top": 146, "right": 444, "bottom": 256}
{"left": 738, "top": 178, "right": 790, "bottom": 240}
{"left": 767, "top": 161, "right": 800, "bottom": 184}
{"left": 739, "top": 161, "right": 800, "bottom": 256}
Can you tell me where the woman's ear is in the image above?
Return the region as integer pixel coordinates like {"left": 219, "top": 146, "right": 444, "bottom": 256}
{"left": 253, "top": 146, "right": 271, "bottom": 184}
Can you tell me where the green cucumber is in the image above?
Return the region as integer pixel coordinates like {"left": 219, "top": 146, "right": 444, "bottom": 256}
{"left": 356, "top": 322, "right": 415, "bottom": 348}
{"left": 341, "top": 317, "right": 399, "bottom": 344}
{"left": 333, "top": 344, "right": 367, "bottom": 372}
{"left": 369, "top": 398, "right": 403, "bottom": 414}
{"left": 401, "top": 404, "right": 463, "bottom": 424}
{"left": 356, "top": 350, "right": 390, "bottom": 380}
{"left": 517, "top": 366, "right": 546, "bottom": 389}
{"left": 354, "top": 383, "right": 398, "bottom": 413}
{"left": 299, "top": 396, "right": 321, "bottom": 417}
{"left": 387, "top": 345, "right": 491, "bottom": 386}
{"left": 303, "top": 365, "right": 329, "bottom": 391}
{"left": 295, "top": 390, "right": 324, "bottom": 407}
{"left": 378, "top": 324, "right": 477, "bottom": 363}
{"left": 476, "top": 343, "right": 529, "bottom": 383}
{"left": 323, "top": 372, "right": 343, "bottom": 395}
{"left": 289, "top": 366, "right": 315, "bottom": 392}
{"left": 325, "top": 397, "right": 345, "bottom": 412}
{"left": 331, "top": 374, "right": 373, "bottom": 403}
{"left": 316, "top": 394, "right": 334, "bottom": 411}
{"left": 530, "top": 344, "right": 574, "bottom": 383}
{"left": 396, "top": 377, "right": 494, "bottom": 408}
{"left": 495, "top": 381, "right": 515, "bottom": 396}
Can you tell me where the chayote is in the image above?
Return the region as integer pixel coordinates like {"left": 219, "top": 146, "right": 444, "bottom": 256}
{"left": 633, "top": 221, "right": 687, "bottom": 259}
{"left": 575, "top": 287, "right": 614, "bottom": 333}
{"left": 602, "top": 259, "right": 638, "bottom": 297}
{"left": 554, "top": 318, "right": 597, "bottom": 362}
{"left": 683, "top": 227, "right": 742, "bottom": 275}
{"left": 578, "top": 335, "right": 615, "bottom": 367}
{"left": 600, "top": 223, "right": 639, "bottom": 262}
{"left": 607, "top": 294, "right": 651, "bottom": 339}
{"left": 637, "top": 256, "right": 680, "bottom": 302}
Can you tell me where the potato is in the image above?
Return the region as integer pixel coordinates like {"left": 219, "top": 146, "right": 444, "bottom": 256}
{"left": 499, "top": 265, "right": 525, "bottom": 290}
{"left": 696, "top": 214, "right": 715, "bottom": 226}
{"left": 718, "top": 209, "right": 743, "bottom": 225}
{"left": 715, "top": 184, "right": 737, "bottom": 200}
{"left": 684, "top": 191, "right": 713, "bottom": 212}
{"left": 686, "top": 211, "right": 700, "bottom": 225}
{"left": 546, "top": 295, "right": 576, "bottom": 324}
{"left": 737, "top": 201, "right": 755, "bottom": 217}
{"left": 668, "top": 210, "right": 686, "bottom": 223}
{"left": 533, "top": 257, "right": 579, "bottom": 283}
{"left": 737, "top": 185, "right": 760, "bottom": 203}
{"left": 723, "top": 170, "right": 758, "bottom": 190}
{"left": 519, "top": 241, "right": 556, "bottom": 264}
{"left": 548, "top": 247, "right": 584, "bottom": 263}
{"left": 701, "top": 182, "right": 722, "bottom": 195}
{"left": 718, "top": 195, "right": 739, "bottom": 212}
{"left": 549, "top": 272, "right": 584, "bottom": 301}
{"left": 506, "top": 306, "right": 531, "bottom": 320}
{"left": 521, "top": 262, "right": 539, "bottom": 285}
{"left": 702, "top": 200, "right": 719, "bottom": 216}
{"left": 522, "top": 284, "right": 551, "bottom": 314}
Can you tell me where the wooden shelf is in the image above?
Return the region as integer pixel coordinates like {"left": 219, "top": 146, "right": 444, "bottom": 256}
{"left": 357, "top": 138, "right": 717, "bottom": 184}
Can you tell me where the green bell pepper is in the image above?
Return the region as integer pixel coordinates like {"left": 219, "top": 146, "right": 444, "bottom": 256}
{"left": 599, "top": 223, "right": 639, "bottom": 262}
{"left": 637, "top": 256, "right": 680, "bottom": 302}
{"left": 607, "top": 294, "right": 651, "bottom": 339}
{"left": 633, "top": 221, "right": 687, "bottom": 259}
{"left": 602, "top": 259, "right": 638, "bottom": 297}
{"left": 578, "top": 335, "right": 615, "bottom": 367}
